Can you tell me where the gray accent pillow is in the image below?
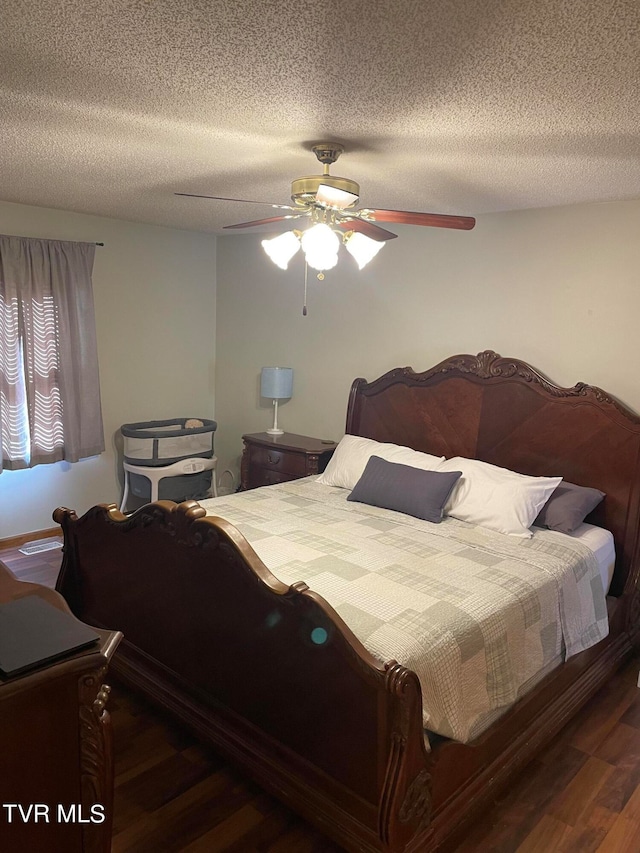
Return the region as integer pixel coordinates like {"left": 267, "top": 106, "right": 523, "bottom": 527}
{"left": 534, "top": 481, "right": 605, "bottom": 534}
{"left": 347, "top": 456, "right": 462, "bottom": 523}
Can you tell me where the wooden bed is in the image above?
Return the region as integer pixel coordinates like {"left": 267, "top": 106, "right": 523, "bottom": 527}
{"left": 54, "top": 350, "right": 640, "bottom": 852}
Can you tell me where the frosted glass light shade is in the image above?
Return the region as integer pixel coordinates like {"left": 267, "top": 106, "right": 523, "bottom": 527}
{"left": 260, "top": 367, "right": 293, "bottom": 400}
{"left": 345, "top": 231, "right": 385, "bottom": 269}
{"left": 261, "top": 231, "right": 301, "bottom": 269}
{"left": 300, "top": 223, "right": 340, "bottom": 270}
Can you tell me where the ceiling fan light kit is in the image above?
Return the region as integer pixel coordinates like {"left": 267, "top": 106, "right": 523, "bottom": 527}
{"left": 262, "top": 223, "right": 381, "bottom": 274}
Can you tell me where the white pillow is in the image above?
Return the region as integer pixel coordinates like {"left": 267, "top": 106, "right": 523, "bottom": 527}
{"left": 317, "top": 435, "right": 445, "bottom": 490}
{"left": 439, "top": 456, "right": 562, "bottom": 538}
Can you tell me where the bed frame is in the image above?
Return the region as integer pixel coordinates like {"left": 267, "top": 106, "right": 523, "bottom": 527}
{"left": 54, "top": 351, "right": 640, "bottom": 852}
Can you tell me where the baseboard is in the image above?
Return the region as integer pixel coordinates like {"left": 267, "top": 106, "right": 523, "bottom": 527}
{"left": 0, "top": 526, "right": 61, "bottom": 550}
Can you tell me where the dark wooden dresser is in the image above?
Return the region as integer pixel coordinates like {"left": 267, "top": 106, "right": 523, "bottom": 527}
{"left": 0, "top": 562, "right": 121, "bottom": 853}
{"left": 240, "top": 432, "right": 337, "bottom": 490}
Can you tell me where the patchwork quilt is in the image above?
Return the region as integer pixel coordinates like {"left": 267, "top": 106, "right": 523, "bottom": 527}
{"left": 200, "top": 477, "right": 608, "bottom": 743}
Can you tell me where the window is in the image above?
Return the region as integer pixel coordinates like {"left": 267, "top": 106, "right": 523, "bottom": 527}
{"left": 0, "top": 235, "right": 104, "bottom": 471}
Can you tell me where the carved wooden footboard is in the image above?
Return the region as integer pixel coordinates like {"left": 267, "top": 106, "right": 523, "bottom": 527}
{"left": 54, "top": 500, "right": 432, "bottom": 853}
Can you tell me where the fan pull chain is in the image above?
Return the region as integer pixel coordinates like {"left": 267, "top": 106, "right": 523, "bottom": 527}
{"left": 302, "top": 262, "right": 326, "bottom": 315}
{"left": 303, "top": 260, "right": 308, "bottom": 316}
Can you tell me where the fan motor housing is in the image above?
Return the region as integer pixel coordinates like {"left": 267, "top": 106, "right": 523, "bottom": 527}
{"left": 291, "top": 175, "right": 360, "bottom": 207}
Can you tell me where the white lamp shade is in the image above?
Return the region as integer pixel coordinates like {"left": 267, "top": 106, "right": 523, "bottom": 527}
{"left": 345, "top": 231, "right": 385, "bottom": 269}
{"left": 261, "top": 231, "right": 301, "bottom": 269}
{"left": 261, "top": 367, "right": 293, "bottom": 399}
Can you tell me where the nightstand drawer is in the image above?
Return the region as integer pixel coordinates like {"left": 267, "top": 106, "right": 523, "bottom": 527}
{"left": 249, "top": 446, "right": 308, "bottom": 477}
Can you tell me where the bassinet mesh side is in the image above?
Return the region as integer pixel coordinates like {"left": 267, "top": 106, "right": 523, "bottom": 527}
{"left": 121, "top": 418, "right": 216, "bottom": 466}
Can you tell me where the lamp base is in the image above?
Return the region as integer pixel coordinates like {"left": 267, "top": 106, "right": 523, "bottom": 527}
{"left": 267, "top": 398, "right": 285, "bottom": 435}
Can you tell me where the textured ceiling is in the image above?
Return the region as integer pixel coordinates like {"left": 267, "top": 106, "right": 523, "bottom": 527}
{"left": 2, "top": 0, "right": 640, "bottom": 234}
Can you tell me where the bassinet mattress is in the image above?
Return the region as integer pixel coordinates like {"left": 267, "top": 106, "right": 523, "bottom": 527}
{"left": 200, "top": 477, "right": 609, "bottom": 743}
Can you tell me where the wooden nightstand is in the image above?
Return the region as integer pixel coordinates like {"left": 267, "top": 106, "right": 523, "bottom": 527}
{"left": 240, "top": 432, "right": 337, "bottom": 490}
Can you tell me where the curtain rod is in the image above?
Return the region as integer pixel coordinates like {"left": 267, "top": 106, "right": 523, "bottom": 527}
{"left": 0, "top": 234, "right": 105, "bottom": 246}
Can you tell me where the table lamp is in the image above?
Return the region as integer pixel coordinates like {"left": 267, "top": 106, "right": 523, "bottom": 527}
{"left": 261, "top": 367, "right": 293, "bottom": 435}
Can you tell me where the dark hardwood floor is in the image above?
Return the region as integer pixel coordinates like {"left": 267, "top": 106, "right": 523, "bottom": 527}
{"left": 2, "top": 541, "right": 640, "bottom": 852}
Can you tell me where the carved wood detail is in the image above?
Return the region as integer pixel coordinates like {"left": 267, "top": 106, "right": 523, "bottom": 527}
{"left": 399, "top": 769, "right": 432, "bottom": 831}
{"left": 385, "top": 662, "right": 414, "bottom": 741}
{"left": 78, "top": 668, "right": 113, "bottom": 853}
{"left": 352, "top": 350, "right": 639, "bottom": 419}
{"left": 377, "top": 662, "right": 432, "bottom": 848}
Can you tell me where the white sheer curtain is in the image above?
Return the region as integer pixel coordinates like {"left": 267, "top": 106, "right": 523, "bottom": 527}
{"left": 0, "top": 235, "right": 104, "bottom": 471}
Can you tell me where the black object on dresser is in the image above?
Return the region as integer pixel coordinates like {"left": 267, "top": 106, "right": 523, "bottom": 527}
{"left": 240, "top": 432, "right": 337, "bottom": 490}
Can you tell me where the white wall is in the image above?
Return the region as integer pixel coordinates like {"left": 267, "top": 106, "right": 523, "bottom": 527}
{"left": 214, "top": 199, "right": 640, "bottom": 482}
{"left": 0, "top": 201, "right": 216, "bottom": 538}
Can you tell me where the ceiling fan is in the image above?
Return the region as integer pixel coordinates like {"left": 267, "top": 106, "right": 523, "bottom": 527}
{"left": 176, "top": 143, "right": 476, "bottom": 274}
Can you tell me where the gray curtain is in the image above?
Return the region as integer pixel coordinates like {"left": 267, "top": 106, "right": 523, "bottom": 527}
{"left": 0, "top": 235, "right": 104, "bottom": 471}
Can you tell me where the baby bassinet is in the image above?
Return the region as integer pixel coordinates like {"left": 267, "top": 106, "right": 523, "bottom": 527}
{"left": 120, "top": 418, "right": 217, "bottom": 501}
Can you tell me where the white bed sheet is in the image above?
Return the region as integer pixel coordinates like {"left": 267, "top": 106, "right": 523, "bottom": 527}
{"left": 534, "top": 522, "right": 615, "bottom": 594}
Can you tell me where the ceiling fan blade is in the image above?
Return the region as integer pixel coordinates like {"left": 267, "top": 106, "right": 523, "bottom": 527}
{"left": 337, "top": 218, "right": 397, "bottom": 242}
{"left": 316, "top": 184, "right": 359, "bottom": 210}
{"left": 362, "top": 209, "right": 476, "bottom": 230}
{"left": 175, "top": 192, "right": 298, "bottom": 211}
{"left": 223, "top": 213, "right": 306, "bottom": 230}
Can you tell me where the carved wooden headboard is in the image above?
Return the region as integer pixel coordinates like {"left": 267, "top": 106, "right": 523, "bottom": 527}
{"left": 346, "top": 351, "right": 640, "bottom": 597}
